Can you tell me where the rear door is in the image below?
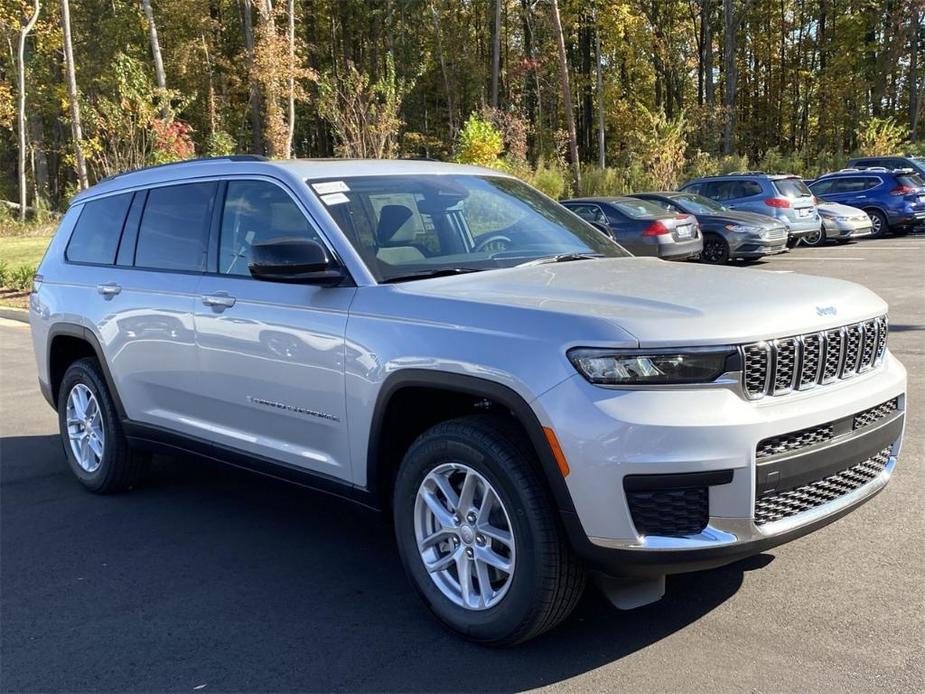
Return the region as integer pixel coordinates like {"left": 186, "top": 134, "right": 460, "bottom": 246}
{"left": 102, "top": 182, "right": 213, "bottom": 435}
{"left": 193, "top": 177, "right": 356, "bottom": 479}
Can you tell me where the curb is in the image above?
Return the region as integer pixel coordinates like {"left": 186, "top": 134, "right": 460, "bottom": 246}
{"left": 0, "top": 307, "right": 30, "bottom": 324}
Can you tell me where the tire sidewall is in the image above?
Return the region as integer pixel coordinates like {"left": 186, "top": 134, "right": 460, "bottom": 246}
{"left": 57, "top": 360, "right": 121, "bottom": 492}
{"left": 867, "top": 209, "right": 887, "bottom": 237}
{"left": 393, "top": 430, "right": 548, "bottom": 642}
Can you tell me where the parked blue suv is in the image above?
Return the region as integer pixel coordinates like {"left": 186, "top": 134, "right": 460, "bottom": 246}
{"left": 680, "top": 173, "right": 820, "bottom": 245}
{"left": 808, "top": 168, "right": 925, "bottom": 237}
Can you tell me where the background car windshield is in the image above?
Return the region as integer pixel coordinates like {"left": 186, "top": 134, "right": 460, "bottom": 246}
{"left": 674, "top": 194, "right": 727, "bottom": 214}
{"left": 772, "top": 178, "right": 813, "bottom": 198}
{"left": 313, "top": 175, "right": 629, "bottom": 281}
{"left": 611, "top": 198, "right": 667, "bottom": 219}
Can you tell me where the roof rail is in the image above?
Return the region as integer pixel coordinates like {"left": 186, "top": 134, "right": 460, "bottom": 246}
{"left": 98, "top": 155, "right": 269, "bottom": 183}
{"left": 726, "top": 170, "right": 767, "bottom": 176}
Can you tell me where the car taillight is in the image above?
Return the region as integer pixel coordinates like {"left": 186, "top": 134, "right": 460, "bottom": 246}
{"left": 643, "top": 220, "right": 670, "bottom": 236}
{"left": 891, "top": 185, "right": 915, "bottom": 195}
{"left": 764, "top": 197, "right": 791, "bottom": 208}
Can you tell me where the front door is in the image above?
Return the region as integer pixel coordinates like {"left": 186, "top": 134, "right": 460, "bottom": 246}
{"left": 193, "top": 178, "right": 356, "bottom": 480}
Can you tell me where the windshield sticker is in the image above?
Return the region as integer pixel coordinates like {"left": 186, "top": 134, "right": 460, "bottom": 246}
{"left": 321, "top": 192, "right": 350, "bottom": 206}
{"left": 312, "top": 181, "right": 350, "bottom": 195}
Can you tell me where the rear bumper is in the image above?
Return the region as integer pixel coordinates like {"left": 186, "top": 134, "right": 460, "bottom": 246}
{"left": 534, "top": 352, "right": 907, "bottom": 577}
{"left": 654, "top": 237, "right": 703, "bottom": 260}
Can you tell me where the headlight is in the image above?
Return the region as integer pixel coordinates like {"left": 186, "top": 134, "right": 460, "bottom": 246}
{"left": 725, "top": 224, "right": 761, "bottom": 233}
{"left": 567, "top": 348, "right": 737, "bottom": 385}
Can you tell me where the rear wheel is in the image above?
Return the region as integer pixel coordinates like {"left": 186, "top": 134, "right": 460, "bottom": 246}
{"left": 57, "top": 358, "right": 148, "bottom": 493}
{"left": 866, "top": 209, "right": 888, "bottom": 238}
{"left": 393, "top": 415, "right": 585, "bottom": 646}
{"left": 700, "top": 233, "right": 730, "bottom": 264}
{"left": 801, "top": 226, "right": 826, "bottom": 247}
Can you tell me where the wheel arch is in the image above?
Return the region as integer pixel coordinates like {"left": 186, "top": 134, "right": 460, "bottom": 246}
{"left": 365, "top": 369, "right": 577, "bottom": 516}
{"left": 47, "top": 323, "right": 126, "bottom": 418}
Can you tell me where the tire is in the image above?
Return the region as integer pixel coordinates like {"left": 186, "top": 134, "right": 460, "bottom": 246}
{"left": 57, "top": 357, "right": 148, "bottom": 493}
{"left": 866, "top": 209, "right": 888, "bottom": 238}
{"left": 801, "top": 226, "right": 826, "bottom": 247}
{"left": 393, "top": 414, "right": 585, "bottom": 646}
{"left": 700, "top": 233, "right": 730, "bottom": 264}
{"left": 786, "top": 236, "right": 799, "bottom": 249}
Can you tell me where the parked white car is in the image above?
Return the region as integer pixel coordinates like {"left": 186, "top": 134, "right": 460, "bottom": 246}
{"left": 803, "top": 201, "right": 873, "bottom": 246}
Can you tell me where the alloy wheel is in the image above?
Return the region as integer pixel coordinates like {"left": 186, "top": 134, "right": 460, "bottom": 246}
{"left": 66, "top": 383, "right": 105, "bottom": 472}
{"left": 414, "top": 462, "right": 516, "bottom": 610}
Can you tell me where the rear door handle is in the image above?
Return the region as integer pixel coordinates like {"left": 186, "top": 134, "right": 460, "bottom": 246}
{"left": 201, "top": 293, "right": 236, "bottom": 309}
{"left": 97, "top": 282, "right": 121, "bottom": 297}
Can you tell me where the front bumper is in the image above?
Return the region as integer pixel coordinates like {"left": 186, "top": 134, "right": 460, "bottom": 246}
{"left": 823, "top": 219, "right": 872, "bottom": 239}
{"left": 731, "top": 236, "right": 789, "bottom": 258}
{"left": 535, "top": 352, "right": 906, "bottom": 576}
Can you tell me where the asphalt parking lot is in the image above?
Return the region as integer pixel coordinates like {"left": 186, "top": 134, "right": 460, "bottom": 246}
{"left": 1, "top": 236, "right": 923, "bottom": 693}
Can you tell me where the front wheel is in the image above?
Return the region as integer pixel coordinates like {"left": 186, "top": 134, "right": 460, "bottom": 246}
{"left": 393, "top": 415, "right": 585, "bottom": 646}
{"left": 801, "top": 227, "right": 826, "bottom": 247}
{"left": 700, "top": 234, "right": 730, "bottom": 264}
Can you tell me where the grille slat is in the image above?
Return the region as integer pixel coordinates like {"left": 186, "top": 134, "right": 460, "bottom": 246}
{"left": 756, "top": 423, "right": 834, "bottom": 460}
{"left": 743, "top": 316, "right": 887, "bottom": 399}
{"left": 853, "top": 398, "right": 899, "bottom": 430}
{"left": 754, "top": 448, "right": 891, "bottom": 525}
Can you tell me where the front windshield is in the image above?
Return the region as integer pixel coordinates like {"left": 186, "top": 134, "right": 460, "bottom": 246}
{"left": 311, "top": 174, "right": 630, "bottom": 281}
{"left": 673, "top": 193, "right": 727, "bottom": 214}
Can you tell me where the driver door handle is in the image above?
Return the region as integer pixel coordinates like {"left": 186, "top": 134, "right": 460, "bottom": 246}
{"left": 97, "top": 282, "right": 121, "bottom": 297}
{"left": 202, "top": 293, "right": 236, "bottom": 309}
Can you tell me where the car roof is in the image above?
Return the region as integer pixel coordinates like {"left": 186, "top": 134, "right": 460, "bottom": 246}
{"left": 632, "top": 191, "right": 683, "bottom": 198}
{"left": 686, "top": 172, "right": 799, "bottom": 181}
{"left": 817, "top": 168, "right": 908, "bottom": 178}
{"left": 71, "top": 157, "right": 506, "bottom": 205}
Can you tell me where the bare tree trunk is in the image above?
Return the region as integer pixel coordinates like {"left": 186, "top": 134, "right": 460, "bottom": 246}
{"left": 593, "top": 2, "right": 605, "bottom": 168}
{"left": 911, "top": 9, "right": 921, "bottom": 141}
{"left": 286, "top": 0, "right": 295, "bottom": 157}
{"left": 141, "top": 0, "right": 168, "bottom": 119}
{"left": 242, "top": 0, "right": 264, "bottom": 154}
{"left": 201, "top": 33, "right": 217, "bottom": 138}
{"left": 490, "top": 0, "right": 501, "bottom": 108}
{"left": 430, "top": 0, "right": 456, "bottom": 137}
{"left": 61, "top": 0, "right": 89, "bottom": 189}
{"left": 17, "top": 0, "right": 40, "bottom": 222}
{"left": 704, "top": 0, "right": 714, "bottom": 107}
{"left": 722, "top": 0, "right": 736, "bottom": 154}
{"left": 550, "top": 0, "right": 580, "bottom": 186}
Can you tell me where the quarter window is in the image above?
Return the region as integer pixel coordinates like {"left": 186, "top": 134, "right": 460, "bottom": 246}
{"left": 66, "top": 193, "right": 133, "bottom": 265}
{"left": 219, "top": 180, "right": 324, "bottom": 276}
{"left": 135, "top": 182, "right": 216, "bottom": 272}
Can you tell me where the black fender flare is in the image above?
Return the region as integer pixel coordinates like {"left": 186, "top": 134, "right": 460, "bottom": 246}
{"left": 47, "top": 322, "right": 127, "bottom": 419}
{"left": 365, "top": 369, "right": 578, "bottom": 516}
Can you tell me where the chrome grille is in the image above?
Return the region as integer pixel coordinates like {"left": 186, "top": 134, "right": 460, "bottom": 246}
{"left": 853, "top": 398, "right": 899, "bottom": 430}
{"left": 842, "top": 324, "right": 862, "bottom": 376}
{"left": 741, "top": 316, "right": 888, "bottom": 399}
{"left": 800, "top": 334, "right": 822, "bottom": 387}
{"left": 754, "top": 448, "right": 891, "bottom": 525}
{"left": 772, "top": 338, "right": 798, "bottom": 393}
{"left": 822, "top": 329, "right": 843, "bottom": 382}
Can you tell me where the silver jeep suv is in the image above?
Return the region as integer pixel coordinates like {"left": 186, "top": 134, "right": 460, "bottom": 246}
{"left": 30, "top": 157, "right": 907, "bottom": 645}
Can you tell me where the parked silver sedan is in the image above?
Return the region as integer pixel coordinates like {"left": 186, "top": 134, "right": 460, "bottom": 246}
{"left": 802, "top": 202, "right": 873, "bottom": 246}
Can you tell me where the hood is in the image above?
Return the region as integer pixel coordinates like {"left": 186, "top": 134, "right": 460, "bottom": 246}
{"left": 398, "top": 257, "right": 887, "bottom": 348}
{"left": 693, "top": 209, "right": 784, "bottom": 228}
{"left": 817, "top": 202, "right": 868, "bottom": 217}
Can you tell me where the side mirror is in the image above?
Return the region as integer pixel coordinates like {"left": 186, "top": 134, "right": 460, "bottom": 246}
{"left": 590, "top": 221, "right": 611, "bottom": 236}
{"left": 249, "top": 237, "right": 344, "bottom": 286}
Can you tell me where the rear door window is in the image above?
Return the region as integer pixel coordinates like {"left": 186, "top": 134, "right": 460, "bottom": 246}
{"left": 736, "top": 180, "right": 764, "bottom": 197}
{"left": 134, "top": 182, "right": 217, "bottom": 272}
{"left": 65, "top": 193, "right": 133, "bottom": 265}
{"left": 808, "top": 179, "right": 834, "bottom": 195}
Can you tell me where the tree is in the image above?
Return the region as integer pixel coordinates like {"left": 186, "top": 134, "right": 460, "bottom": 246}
{"left": 140, "top": 0, "right": 168, "bottom": 117}
{"left": 60, "top": 0, "right": 88, "bottom": 189}
{"left": 549, "top": 0, "right": 579, "bottom": 185}
{"left": 593, "top": 1, "right": 605, "bottom": 168}
{"left": 721, "top": 0, "right": 752, "bottom": 154}
{"left": 16, "top": 0, "right": 40, "bottom": 221}
{"left": 285, "top": 0, "right": 295, "bottom": 157}
{"left": 490, "top": 0, "right": 501, "bottom": 108}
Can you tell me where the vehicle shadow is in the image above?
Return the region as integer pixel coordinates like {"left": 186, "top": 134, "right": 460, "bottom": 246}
{"left": 2, "top": 437, "right": 767, "bottom": 692}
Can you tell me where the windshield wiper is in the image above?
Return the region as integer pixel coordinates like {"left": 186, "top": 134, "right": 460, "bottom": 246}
{"left": 382, "top": 267, "right": 484, "bottom": 283}
{"left": 515, "top": 252, "right": 604, "bottom": 268}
